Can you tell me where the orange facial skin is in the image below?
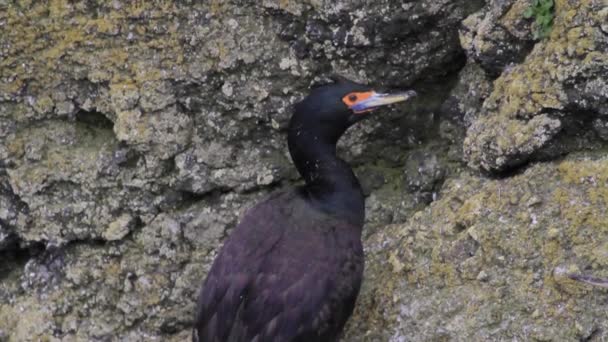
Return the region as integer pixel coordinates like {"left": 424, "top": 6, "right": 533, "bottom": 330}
{"left": 341, "top": 91, "right": 375, "bottom": 114}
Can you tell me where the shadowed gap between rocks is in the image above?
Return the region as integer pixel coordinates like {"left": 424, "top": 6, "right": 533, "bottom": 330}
{"left": 486, "top": 106, "right": 608, "bottom": 180}
{"left": 75, "top": 108, "right": 114, "bottom": 130}
{"left": 539, "top": 106, "right": 606, "bottom": 157}
{"left": 0, "top": 241, "right": 45, "bottom": 282}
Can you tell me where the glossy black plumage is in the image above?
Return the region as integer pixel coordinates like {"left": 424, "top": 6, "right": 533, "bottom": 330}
{"left": 194, "top": 189, "right": 363, "bottom": 342}
{"left": 193, "top": 77, "right": 413, "bottom": 342}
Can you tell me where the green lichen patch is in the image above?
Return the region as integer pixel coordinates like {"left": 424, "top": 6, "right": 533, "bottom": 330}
{"left": 345, "top": 152, "right": 608, "bottom": 341}
{"left": 464, "top": 0, "right": 607, "bottom": 173}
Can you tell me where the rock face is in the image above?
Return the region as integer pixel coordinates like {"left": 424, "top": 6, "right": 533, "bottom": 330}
{"left": 346, "top": 153, "right": 608, "bottom": 341}
{"left": 462, "top": 0, "right": 608, "bottom": 173}
{"left": 0, "top": 0, "right": 606, "bottom": 341}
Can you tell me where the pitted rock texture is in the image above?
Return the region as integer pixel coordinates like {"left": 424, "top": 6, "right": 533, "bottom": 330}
{"left": 0, "top": 0, "right": 480, "bottom": 341}
{"left": 0, "top": 0, "right": 479, "bottom": 248}
{"left": 346, "top": 152, "right": 608, "bottom": 341}
{"left": 463, "top": 0, "right": 608, "bottom": 173}
{"left": 0, "top": 0, "right": 606, "bottom": 341}
{"left": 459, "top": 0, "right": 536, "bottom": 76}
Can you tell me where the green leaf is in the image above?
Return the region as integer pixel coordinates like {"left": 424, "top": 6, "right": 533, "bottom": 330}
{"left": 524, "top": 0, "right": 554, "bottom": 40}
{"left": 536, "top": 15, "right": 544, "bottom": 24}
{"left": 540, "top": 2, "right": 553, "bottom": 11}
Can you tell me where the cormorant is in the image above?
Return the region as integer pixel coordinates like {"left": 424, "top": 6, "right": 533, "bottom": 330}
{"left": 193, "top": 76, "right": 416, "bottom": 342}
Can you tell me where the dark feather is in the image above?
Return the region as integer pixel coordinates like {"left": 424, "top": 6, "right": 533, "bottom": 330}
{"left": 194, "top": 189, "right": 363, "bottom": 342}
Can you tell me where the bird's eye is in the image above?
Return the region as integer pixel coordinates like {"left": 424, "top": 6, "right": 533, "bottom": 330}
{"left": 342, "top": 91, "right": 373, "bottom": 109}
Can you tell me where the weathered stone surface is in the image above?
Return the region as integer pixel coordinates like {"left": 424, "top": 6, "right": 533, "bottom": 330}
{"left": 0, "top": 193, "right": 253, "bottom": 341}
{"left": 459, "top": 0, "right": 536, "bottom": 75}
{"left": 0, "top": 0, "right": 606, "bottom": 340}
{"left": 441, "top": 62, "right": 494, "bottom": 127}
{"left": 0, "top": 0, "right": 483, "bottom": 340}
{"left": 403, "top": 149, "right": 448, "bottom": 205}
{"left": 463, "top": 0, "right": 608, "bottom": 173}
{"left": 0, "top": 0, "right": 480, "bottom": 247}
{"left": 0, "top": 170, "right": 28, "bottom": 250}
{"left": 346, "top": 152, "right": 608, "bottom": 341}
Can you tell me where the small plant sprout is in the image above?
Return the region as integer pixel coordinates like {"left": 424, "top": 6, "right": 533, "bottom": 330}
{"left": 523, "top": 0, "right": 555, "bottom": 40}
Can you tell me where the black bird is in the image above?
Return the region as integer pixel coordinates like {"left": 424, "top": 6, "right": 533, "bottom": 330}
{"left": 193, "top": 76, "right": 416, "bottom": 342}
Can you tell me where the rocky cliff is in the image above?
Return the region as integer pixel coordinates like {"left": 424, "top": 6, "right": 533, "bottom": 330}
{"left": 0, "top": 0, "right": 606, "bottom": 341}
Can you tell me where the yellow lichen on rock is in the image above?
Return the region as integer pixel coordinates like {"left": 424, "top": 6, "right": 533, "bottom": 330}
{"left": 463, "top": 0, "right": 607, "bottom": 172}
{"left": 348, "top": 153, "right": 608, "bottom": 341}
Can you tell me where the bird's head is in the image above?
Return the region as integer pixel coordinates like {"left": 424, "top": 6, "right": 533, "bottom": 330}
{"left": 291, "top": 75, "right": 416, "bottom": 143}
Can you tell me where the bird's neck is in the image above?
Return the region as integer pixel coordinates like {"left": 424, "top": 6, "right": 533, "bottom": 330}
{"left": 288, "top": 127, "right": 365, "bottom": 226}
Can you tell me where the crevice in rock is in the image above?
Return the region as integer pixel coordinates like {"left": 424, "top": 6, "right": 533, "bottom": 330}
{"left": 75, "top": 108, "right": 114, "bottom": 130}
{"left": 0, "top": 239, "right": 45, "bottom": 282}
{"left": 241, "top": 178, "right": 287, "bottom": 196}
{"left": 159, "top": 319, "right": 190, "bottom": 335}
{"left": 359, "top": 66, "right": 465, "bottom": 169}
{"left": 480, "top": 109, "right": 606, "bottom": 180}
{"left": 116, "top": 143, "right": 142, "bottom": 169}
{"left": 179, "top": 189, "right": 215, "bottom": 206}
{"left": 582, "top": 327, "right": 601, "bottom": 342}
{"left": 483, "top": 160, "right": 535, "bottom": 180}
{"left": 453, "top": 222, "right": 467, "bottom": 234}
{"left": 58, "top": 236, "right": 114, "bottom": 250}
{"left": 351, "top": 59, "right": 471, "bottom": 233}
{"left": 0, "top": 226, "right": 18, "bottom": 251}
{"left": 0, "top": 168, "right": 29, "bottom": 208}
{"left": 172, "top": 170, "right": 291, "bottom": 211}
{"left": 21, "top": 243, "right": 69, "bottom": 293}
{"left": 535, "top": 107, "right": 605, "bottom": 163}
{"left": 0, "top": 171, "right": 32, "bottom": 258}
{"left": 174, "top": 79, "right": 209, "bottom": 116}
{"left": 176, "top": 188, "right": 232, "bottom": 210}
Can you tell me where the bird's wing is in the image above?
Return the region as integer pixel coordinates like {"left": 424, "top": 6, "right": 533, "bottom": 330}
{"left": 194, "top": 193, "right": 288, "bottom": 342}
{"left": 194, "top": 192, "right": 363, "bottom": 342}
